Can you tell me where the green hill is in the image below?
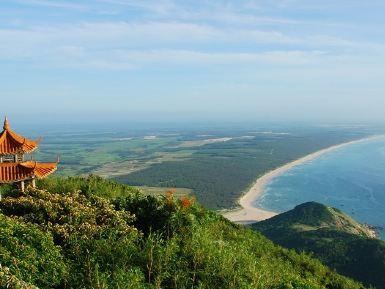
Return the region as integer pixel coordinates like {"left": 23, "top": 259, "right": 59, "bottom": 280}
{"left": 253, "top": 202, "right": 385, "bottom": 289}
{"left": 0, "top": 177, "right": 365, "bottom": 289}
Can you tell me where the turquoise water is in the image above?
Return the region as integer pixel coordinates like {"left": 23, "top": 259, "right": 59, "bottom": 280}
{"left": 256, "top": 136, "right": 385, "bottom": 239}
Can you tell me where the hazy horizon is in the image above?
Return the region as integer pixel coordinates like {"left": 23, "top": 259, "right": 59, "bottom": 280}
{"left": 1, "top": 1, "right": 385, "bottom": 123}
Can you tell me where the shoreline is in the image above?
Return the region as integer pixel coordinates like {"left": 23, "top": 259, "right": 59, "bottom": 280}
{"left": 223, "top": 135, "right": 384, "bottom": 225}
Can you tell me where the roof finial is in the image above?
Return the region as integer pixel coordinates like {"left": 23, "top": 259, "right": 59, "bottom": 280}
{"left": 3, "top": 117, "right": 9, "bottom": 130}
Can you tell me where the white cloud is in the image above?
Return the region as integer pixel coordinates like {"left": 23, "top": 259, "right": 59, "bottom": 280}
{"left": 95, "top": 0, "right": 177, "bottom": 14}
{"left": 0, "top": 20, "right": 380, "bottom": 59}
{"left": 113, "top": 49, "right": 326, "bottom": 66}
{"left": 1, "top": 0, "right": 384, "bottom": 72}
{"left": 0, "top": 18, "right": 383, "bottom": 71}
{"left": 14, "top": 0, "right": 87, "bottom": 10}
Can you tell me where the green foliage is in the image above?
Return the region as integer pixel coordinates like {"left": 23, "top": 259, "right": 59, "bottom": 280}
{"left": 253, "top": 202, "right": 385, "bottom": 289}
{"left": 114, "top": 193, "right": 176, "bottom": 235}
{"left": 0, "top": 185, "right": 140, "bottom": 288}
{"left": 0, "top": 177, "right": 367, "bottom": 288}
{"left": 0, "top": 215, "right": 67, "bottom": 288}
{"left": 38, "top": 175, "right": 141, "bottom": 199}
{"left": 0, "top": 265, "right": 38, "bottom": 289}
{"left": 0, "top": 184, "right": 18, "bottom": 199}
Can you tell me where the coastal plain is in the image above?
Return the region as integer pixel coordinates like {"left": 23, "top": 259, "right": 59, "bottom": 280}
{"left": 32, "top": 123, "right": 385, "bottom": 210}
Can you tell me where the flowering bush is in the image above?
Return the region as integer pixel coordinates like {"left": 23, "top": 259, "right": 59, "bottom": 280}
{"left": 0, "top": 187, "right": 140, "bottom": 288}
{"left": 180, "top": 196, "right": 195, "bottom": 209}
{"left": 0, "top": 215, "right": 67, "bottom": 288}
{"left": 0, "top": 265, "right": 38, "bottom": 289}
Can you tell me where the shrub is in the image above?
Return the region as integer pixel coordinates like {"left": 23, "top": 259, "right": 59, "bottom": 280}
{"left": 0, "top": 214, "right": 67, "bottom": 288}
{"left": 0, "top": 187, "right": 141, "bottom": 288}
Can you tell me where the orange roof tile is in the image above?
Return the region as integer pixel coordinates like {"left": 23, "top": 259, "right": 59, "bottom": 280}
{"left": 20, "top": 161, "right": 58, "bottom": 179}
{"left": 0, "top": 117, "right": 39, "bottom": 154}
{"left": 0, "top": 161, "right": 57, "bottom": 183}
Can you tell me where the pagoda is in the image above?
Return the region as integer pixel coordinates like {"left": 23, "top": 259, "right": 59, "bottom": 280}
{"left": 0, "top": 117, "right": 58, "bottom": 191}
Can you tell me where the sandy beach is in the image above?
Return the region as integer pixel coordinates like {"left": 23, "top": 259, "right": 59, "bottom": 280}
{"left": 224, "top": 135, "right": 383, "bottom": 225}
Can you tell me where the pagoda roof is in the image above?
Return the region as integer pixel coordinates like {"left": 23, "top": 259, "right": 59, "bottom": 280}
{"left": 0, "top": 117, "right": 39, "bottom": 154}
{"left": 0, "top": 161, "right": 57, "bottom": 183}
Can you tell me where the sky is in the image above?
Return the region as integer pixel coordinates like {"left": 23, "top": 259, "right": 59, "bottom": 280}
{"left": 1, "top": 0, "right": 385, "bottom": 124}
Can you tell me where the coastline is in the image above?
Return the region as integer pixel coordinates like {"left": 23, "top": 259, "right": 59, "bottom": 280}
{"left": 223, "top": 135, "right": 384, "bottom": 225}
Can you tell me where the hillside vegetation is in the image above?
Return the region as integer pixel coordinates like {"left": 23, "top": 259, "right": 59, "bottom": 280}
{"left": 0, "top": 177, "right": 365, "bottom": 289}
{"left": 253, "top": 202, "right": 385, "bottom": 289}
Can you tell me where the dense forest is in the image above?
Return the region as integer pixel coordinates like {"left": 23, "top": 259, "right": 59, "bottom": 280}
{"left": 253, "top": 202, "right": 385, "bottom": 289}
{"left": 0, "top": 177, "right": 365, "bottom": 289}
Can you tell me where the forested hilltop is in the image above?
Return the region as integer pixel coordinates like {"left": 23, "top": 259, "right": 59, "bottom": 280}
{"left": 253, "top": 202, "right": 385, "bottom": 289}
{"left": 0, "top": 176, "right": 365, "bottom": 289}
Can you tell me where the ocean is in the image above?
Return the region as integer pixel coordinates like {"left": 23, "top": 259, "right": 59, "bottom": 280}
{"left": 256, "top": 136, "right": 385, "bottom": 239}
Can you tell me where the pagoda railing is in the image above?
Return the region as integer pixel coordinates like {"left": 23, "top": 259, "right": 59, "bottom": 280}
{"left": 0, "top": 154, "right": 24, "bottom": 163}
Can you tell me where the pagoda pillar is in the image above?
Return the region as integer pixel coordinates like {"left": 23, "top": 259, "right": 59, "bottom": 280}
{"left": 20, "top": 181, "right": 25, "bottom": 192}
{"left": 31, "top": 178, "right": 36, "bottom": 188}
